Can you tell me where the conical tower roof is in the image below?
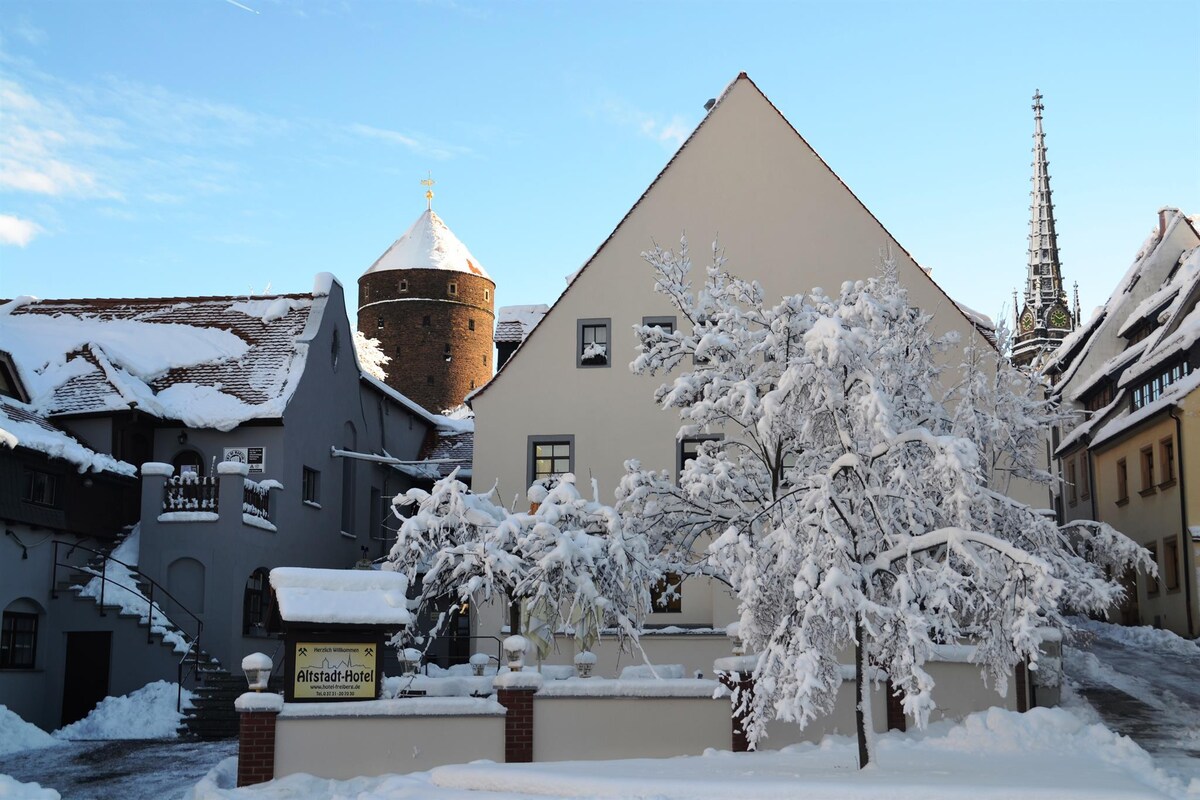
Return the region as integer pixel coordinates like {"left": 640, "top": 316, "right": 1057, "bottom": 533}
{"left": 363, "top": 209, "right": 490, "bottom": 280}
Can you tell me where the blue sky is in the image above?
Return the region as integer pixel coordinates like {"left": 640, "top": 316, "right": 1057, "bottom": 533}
{"left": 1, "top": 0, "right": 1197, "bottom": 329}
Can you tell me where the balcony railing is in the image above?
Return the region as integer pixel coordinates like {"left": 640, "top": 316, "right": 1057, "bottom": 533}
{"left": 163, "top": 474, "right": 219, "bottom": 513}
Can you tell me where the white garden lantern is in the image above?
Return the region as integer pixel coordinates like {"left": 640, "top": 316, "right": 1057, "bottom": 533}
{"left": 469, "top": 652, "right": 490, "bottom": 677}
{"left": 400, "top": 647, "right": 422, "bottom": 676}
{"left": 242, "top": 652, "right": 273, "bottom": 692}
{"left": 573, "top": 650, "right": 597, "bottom": 678}
{"left": 503, "top": 635, "right": 528, "bottom": 669}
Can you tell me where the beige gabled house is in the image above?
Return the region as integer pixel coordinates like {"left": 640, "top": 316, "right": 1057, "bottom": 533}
{"left": 1045, "top": 208, "right": 1200, "bottom": 637}
{"left": 469, "top": 74, "right": 1037, "bottom": 670}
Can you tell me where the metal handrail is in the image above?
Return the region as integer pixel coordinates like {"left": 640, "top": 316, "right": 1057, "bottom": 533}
{"left": 51, "top": 539, "right": 205, "bottom": 712}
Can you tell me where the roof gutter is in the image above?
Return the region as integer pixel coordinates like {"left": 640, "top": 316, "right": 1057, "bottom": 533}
{"left": 1169, "top": 407, "right": 1195, "bottom": 638}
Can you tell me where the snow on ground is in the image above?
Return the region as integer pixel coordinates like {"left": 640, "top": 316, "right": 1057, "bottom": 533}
{"left": 0, "top": 707, "right": 58, "bottom": 757}
{"left": 0, "top": 773, "right": 60, "bottom": 800}
{"left": 54, "top": 681, "right": 194, "bottom": 741}
{"left": 1064, "top": 616, "right": 1200, "bottom": 790}
{"left": 2, "top": 739, "right": 238, "bottom": 800}
{"left": 183, "top": 706, "right": 1183, "bottom": 799}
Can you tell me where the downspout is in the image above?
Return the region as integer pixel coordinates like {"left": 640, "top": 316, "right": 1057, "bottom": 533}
{"left": 1170, "top": 407, "right": 1195, "bottom": 638}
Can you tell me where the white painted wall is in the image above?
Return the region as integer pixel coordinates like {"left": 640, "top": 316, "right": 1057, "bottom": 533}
{"left": 533, "top": 695, "right": 731, "bottom": 760}
{"left": 274, "top": 713, "right": 505, "bottom": 779}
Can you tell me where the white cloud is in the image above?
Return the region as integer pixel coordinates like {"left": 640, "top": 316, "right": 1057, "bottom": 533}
{"left": 597, "top": 97, "right": 692, "bottom": 148}
{"left": 347, "top": 123, "right": 472, "bottom": 160}
{"left": 0, "top": 214, "right": 42, "bottom": 246}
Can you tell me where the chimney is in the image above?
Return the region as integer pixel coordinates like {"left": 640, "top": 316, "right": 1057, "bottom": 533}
{"left": 1158, "top": 207, "right": 1178, "bottom": 239}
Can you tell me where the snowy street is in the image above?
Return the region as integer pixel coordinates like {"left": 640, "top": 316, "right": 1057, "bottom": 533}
{"left": 0, "top": 738, "right": 237, "bottom": 800}
{"left": 1065, "top": 617, "right": 1200, "bottom": 787}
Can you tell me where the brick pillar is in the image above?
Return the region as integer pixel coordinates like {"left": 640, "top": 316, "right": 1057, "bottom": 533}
{"left": 236, "top": 695, "right": 281, "bottom": 787}
{"left": 496, "top": 686, "right": 536, "bottom": 762}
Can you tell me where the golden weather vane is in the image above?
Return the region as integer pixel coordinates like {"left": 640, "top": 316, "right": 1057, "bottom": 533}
{"left": 421, "top": 172, "right": 435, "bottom": 211}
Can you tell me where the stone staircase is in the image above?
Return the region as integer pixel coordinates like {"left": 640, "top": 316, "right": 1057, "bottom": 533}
{"left": 53, "top": 530, "right": 241, "bottom": 738}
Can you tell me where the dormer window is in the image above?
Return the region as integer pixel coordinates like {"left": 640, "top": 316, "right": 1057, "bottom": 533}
{"left": 0, "top": 352, "right": 29, "bottom": 402}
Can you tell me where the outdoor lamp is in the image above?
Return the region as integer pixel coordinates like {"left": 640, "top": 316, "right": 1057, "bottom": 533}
{"left": 726, "top": 622, "right": 744, "bottom": 656}
{"left": 503, "top": 635, "right": 528, "bottom": 669}
{"left": 242, "top": 652, "right": 273, "bottom": 692}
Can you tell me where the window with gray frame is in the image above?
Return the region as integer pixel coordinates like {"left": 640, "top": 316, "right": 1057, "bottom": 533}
{"left": 642, "top": 316, "right": 676, "bottom": 335}
{"left": 302, "top": 467, "right": 320, "bottom": 505}
{"left": 528, "top": 435, "right": 574, "bottom": 486}
{"left": 0, "top": 608, "right": 37, "bottom": 669}
{"left": 22, "top": 469, "right": 58, "bottom": 507}
{"left": 577, "top": 318, "right": 611, "bottom": 367}
{"left": 678, "top": 435, "right": 722, "bottom": 481}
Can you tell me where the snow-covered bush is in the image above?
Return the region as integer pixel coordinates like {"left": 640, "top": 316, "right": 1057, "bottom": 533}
{"left": 618, "top": 238, "right": 1151, "bottom": 766}
{"left": 353, "top": 329, "right": 390, "bottom": 381}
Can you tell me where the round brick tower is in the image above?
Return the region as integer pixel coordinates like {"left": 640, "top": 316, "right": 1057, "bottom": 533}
{"left": 357, "top": 208, "right": 496, "bottom": 414}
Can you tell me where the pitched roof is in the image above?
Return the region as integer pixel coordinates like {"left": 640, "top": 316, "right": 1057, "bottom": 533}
{"left": 470, "top": 72, "right": 992, "bottom": 404}
{"left": 494, "top": 304, "right": 549, "bottom": 344}
{"left": 419, "top": 427, "right": 474, "bottom": 479}
{"left": 362, "top": 209, "right": 491, "bottom": 281}
{"left": 0, "top": 292, "right": 320, "bottom": 431}
{"left": 0, "top": 395, "right": 136, "bottom": 475}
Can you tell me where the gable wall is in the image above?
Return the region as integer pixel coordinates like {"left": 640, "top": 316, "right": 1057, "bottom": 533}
{"left": 474, "top": 79, "right": 1027, "bottom": 510}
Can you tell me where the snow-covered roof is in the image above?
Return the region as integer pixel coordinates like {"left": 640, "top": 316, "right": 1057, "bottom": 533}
{"left": 494, "top": 304, "right": 549, "bottom": 344}
{"left": 0, "top": 291, "right": 323, "bottom": 431}
{"left": 360, "top": 373, "right": 473, "bottom": 433}
{"left": 270, "top": 567, "right": 412, "bottom": 626}
{"left": 0, "top": 395, "right": 137, "bottom": 475}
{"left": 362, "top": 209, "right": 491, "bottom": 281}
{"left": 419, "top": 427, "right": 474, "bottom": 479}
{"left": 1051, "top": 210, "right": 1200, "bottom": 451}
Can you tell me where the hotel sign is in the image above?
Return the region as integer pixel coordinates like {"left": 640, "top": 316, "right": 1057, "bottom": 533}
{"left": 292, "top": 641, "right": 378, "bottom": 700}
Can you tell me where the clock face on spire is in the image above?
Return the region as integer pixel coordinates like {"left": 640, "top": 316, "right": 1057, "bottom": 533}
{"left": 1019, "top": 308, "right": 1035, "bottom": 333}
{"left": 1049, "top": 305, "right": 1070, "bottom": 329}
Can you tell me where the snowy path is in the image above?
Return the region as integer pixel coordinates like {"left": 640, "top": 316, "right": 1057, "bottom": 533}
{"left": 1065, "top": 617, "right": 1200, "bottom": 788}
{"left": 0, "top": 738, "right": 236, "bottom": 799}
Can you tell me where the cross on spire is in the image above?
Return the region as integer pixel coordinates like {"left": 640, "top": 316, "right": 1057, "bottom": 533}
{"left": 421, "top": 172, "right": 436, "bottom": 211}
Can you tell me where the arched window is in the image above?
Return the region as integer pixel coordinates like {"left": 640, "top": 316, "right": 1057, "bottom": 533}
{"left": 172, "top": 449, "right": 204, "bottom": 478}
{"left": 242, "top": 568, "right": 282, "bottom": 637}
{"left": 1, "top": 598, "right": 42, "bottom": 669}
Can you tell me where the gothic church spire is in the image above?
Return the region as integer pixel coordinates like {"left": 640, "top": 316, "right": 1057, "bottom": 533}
{"left": 1012, "top": 90, "right": 1075, "bottom": 368}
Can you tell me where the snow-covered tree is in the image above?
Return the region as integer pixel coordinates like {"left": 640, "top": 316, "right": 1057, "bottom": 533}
{"left": 387, "top": 471, "right": 654, "bottom": 656}
{"left": 618, "top": 238, "right": 1150, "bottom": 767}
{"left": 353, "top": 329, "right": 390, "bottom": 381}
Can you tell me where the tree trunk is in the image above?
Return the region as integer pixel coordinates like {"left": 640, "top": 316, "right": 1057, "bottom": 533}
{"left": 855, "top": 614, "right": 869, "bottom": 769}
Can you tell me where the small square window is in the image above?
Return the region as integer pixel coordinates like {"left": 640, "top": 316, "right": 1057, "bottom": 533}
{"left": 448, "top": 282, "right": 458, "bottom": 296}
{"left": 22, "top": 470, "right": 58, "bottom": 507}
{"left": 427, "top": 375, "right": 434, "bottom": 385}
{"left": 399, "top": 280, "right": 408, "bottom": 292}
{"left": 577, "top": 318, "right": 611, "bottom": 368}
{"left": 678, "top": 435, "right": 722, "bottom": 482}
{"left": 377, "top": 316, "right": 385, "bottom": 330}
{"left": 302, "top": 467, "right": 320, "bottom": 505}
{"left": 0, "top": 611, "right": 37, "bottom": 669}
{"left": 468, "top": 319, "right": 475, "bottom": 331}
{"left": 484, "top": 289, "right": 490, "bottom": 301}
{"left": 642, "top": 316, "right": 676, "bottom": 335}
{"left": 422, "top": 315, "right": 431, "bottom": 327}
{"left": 650, "top": 573, "right": 683, "bottom": 613}
{"left": 529, "top": 436, "right": 574, "bottom": 486}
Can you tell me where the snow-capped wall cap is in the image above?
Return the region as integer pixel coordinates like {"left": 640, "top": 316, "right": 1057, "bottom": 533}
{"left": 257, "top": 479, "right": 284, "bottom": 492}
{"left": 493, "top": 671, "right": 543, "bottom": 690}
{"left": 141, "top": 462, "right": 175, "bottom": 477}
{"left": 713, "top": 655, "right": 759, "bottom": 674}
{"left": 217, "top": 460, "right": 250, "bottom": 476}
{"left": 242, "top": 652, "right": 273, "bottom": 672}
{"left": 312, "top": 272, "right": 337, "bottom": 297}
{"left": 235, "top": 692, "right": 283, "bottom": 713}
{"left": 270, "top": 567, "right": 412, "bottom": 625}
{"left": 363, "top": 209, "right": 491, "bottom": 281}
